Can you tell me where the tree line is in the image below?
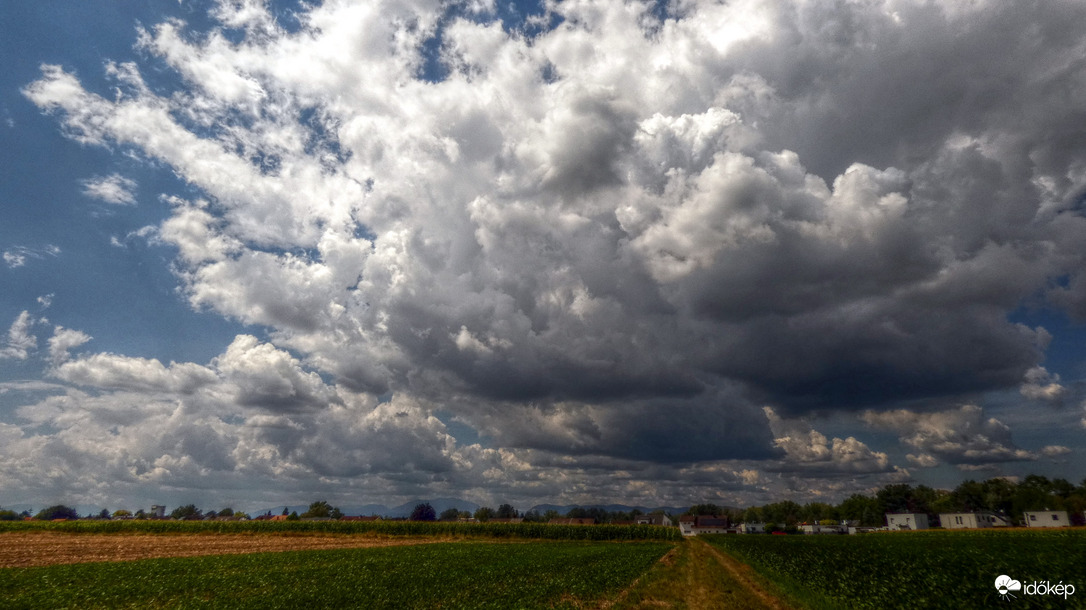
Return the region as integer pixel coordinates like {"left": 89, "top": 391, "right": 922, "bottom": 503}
{"left": 5, "top": 474, "right": 1082, "bottom": 526}
{"left": 732, "top": 475, "right": 1086, "bottom": 528}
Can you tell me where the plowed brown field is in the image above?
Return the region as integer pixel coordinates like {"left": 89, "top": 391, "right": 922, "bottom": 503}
{"left": 0, "top": 531, "right": 441, "bottom": 568}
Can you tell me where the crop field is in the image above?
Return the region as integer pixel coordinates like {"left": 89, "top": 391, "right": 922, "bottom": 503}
{"left": 705, "top": 529, "right": 1086, "bottom": 609}
{"left": 0, "top": 519, "right": 681, "bottom": 541}
{"left": 0, "top": 540, "right": 673, "bottom": 609}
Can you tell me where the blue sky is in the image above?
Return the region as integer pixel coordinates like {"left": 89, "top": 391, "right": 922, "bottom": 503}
{"left": 2, "top": 0, "right": 1085, "bottom": 514}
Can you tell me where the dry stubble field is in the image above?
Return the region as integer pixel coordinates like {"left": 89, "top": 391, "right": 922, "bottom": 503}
{"left": 0, "top": 530, "right": 448, "bottom": 568}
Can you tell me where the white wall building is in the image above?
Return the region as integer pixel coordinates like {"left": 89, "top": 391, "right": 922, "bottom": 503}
{"left": 635, "top": 514, "right": 673, "bottom": 527}
{"left": 939, "top": 512, "right": 1009, "bottom": 529}
{"left": 885, "top": 513, "right": 929, "bottom": 530}
{"left": 800, "top": 523, "right": 847, "bottom": 534}
{"left": 1023, "top": 510, "right": 1070, "bottom": 528}
{"left": 679, "top": 515, "right": 730, "bottom": 536}
{"left": 739, "top": 522, "right": 766, "bottom": 534}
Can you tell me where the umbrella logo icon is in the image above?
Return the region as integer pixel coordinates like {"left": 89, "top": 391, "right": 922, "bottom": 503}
{"left": 995, "top": 575, "right": 1022, "bottom": 601}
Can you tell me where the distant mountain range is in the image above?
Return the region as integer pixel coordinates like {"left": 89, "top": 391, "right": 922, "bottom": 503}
{"left": 527, "top": 503, "right": 692, "bottom": 516}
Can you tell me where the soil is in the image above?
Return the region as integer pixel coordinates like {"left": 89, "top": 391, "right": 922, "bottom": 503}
{"left": 0, "top": 531, "right": 443, "bottom": 568}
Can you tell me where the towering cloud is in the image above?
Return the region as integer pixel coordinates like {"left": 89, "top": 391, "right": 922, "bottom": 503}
{"left": 7, "top": 0, "right": 1085, "bottom": 508}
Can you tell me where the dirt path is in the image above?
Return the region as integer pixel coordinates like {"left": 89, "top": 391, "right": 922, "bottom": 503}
{"left": 0, "top": 531, "right": 445, "bottom": 568}
{"left": 698, "top": 539, "right": 790, "bottom": 610}
{"left": 606, "top": 538, "right": 793, "bottom": 610}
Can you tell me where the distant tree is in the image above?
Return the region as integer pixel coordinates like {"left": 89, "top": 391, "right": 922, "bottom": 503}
{"left": 981, "top": 478, "right": 1016, "bottom": 515}
{"left": 35, "top": 505, "right": 78, "bottom": 520}
{"left": 496, "top": 503, "right": 518, "bottom": 519}
{"left": 837, "top": 494, "right": 879, "bottom": 526}
{"left": 282, "top": 507, "right": 289, "bottom": 516}
{"left": 112, "top": 509, "right": 132, "bottom": 519}
{"left": 801, "top": 502, "right": 837, "bottom": 523}
{"left": 170, "top": 504, "right": 203, "bottom": 521}
{"left": 951, "top": 480, "right": 985, "bottom": 512}
{"left": 287, "top": 511, "right": 300, "bottom": 521}
{"left": 742, "top": 507, "right": 763, "bottom": 523}
{"left": 133, "top": 509, "right": 146, "bottom": 520}
{"left": 301, "top": 500, "right": 338, "bottom": 519}
{"left": 474, "top": 506, "right": 496, "bottom": 522}
{"left": 218, "top": 508, "right": 234, "bottom": 518}
{"left": 877, "top": 483, "right": 909, "bottom": 513}
{"left": 233, "top": 512, "right": 250, "bottom": 520}
{"left": 410, "top": 503, "right": 437, "bottom": 521}
{"left": 521, "top": 510, "right": 544, "bottom": 523}
{"left": 543, "top": 509, "right": 560, "bottom": 521}
{"left": 330, "top": 507, "right": 343, "bottom": 519}
{"left": 0, "top": 509, "right": 22, "bottom": 521}
{"left": 685, "top": 504, "right": 725, "bottom": 516}
{"left": 205, "top": 510, "right": 218, "bottom": 520}
{"left": 439, "top": 507, "right": 461, "bottom": 521}
{"left": 762, "top": 501, "right": 802, "bottom": 526}
{"left": 98, "top": 509, "right": 111, "bottom": 520}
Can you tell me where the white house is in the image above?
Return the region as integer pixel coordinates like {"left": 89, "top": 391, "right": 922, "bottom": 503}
{"left": 939, "top": 512, "right": 1009, "bottom": 529}
{"left": 150, "top": 504, "right": 166, "bottom": 519}
{"left": 678, "top": 515, "right": 730, "bottom": 536}
{"left": 885, "top": 513, "right": 929, "bottom": 530}
{"left": 1023, "top": 510, "right": 1070, "bottom": 528}
{"left": 739, "top": 522, "right": 766, "bottom": 534}
{"left": 635, "top": 514, "right": 673, "bottom": 527}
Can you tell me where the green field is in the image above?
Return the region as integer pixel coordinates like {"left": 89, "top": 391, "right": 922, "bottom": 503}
{"left": 705, "top": 529, "right": 1086, "bottom": 609}
{"left": 0, "top": 519, "right": 681, "bottom": 542}
{"left": 0, "top": 540, "right": 672, "bottom": 609}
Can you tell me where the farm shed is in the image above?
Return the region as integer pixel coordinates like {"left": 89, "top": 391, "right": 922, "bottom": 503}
{"left": 885, "top": 513, "right": 929, "bottom": 530}
{"left": 1023, "top": 510, "right": 1070, "bottom": 528}
{"left": 938, "top": 512, "right": 1009, "bottom": 529}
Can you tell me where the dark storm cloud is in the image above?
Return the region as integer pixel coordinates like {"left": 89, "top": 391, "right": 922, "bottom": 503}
{"left": 9, "top": 0, "right": 1086, "bottom": 508}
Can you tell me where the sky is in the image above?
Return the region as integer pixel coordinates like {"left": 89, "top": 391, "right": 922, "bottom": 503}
{"left": 2, "top": 0, "right": 1086, "bottom": 514}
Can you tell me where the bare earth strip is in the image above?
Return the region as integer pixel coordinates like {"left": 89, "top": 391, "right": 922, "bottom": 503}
{"left": 0, "top": 531, "right": 446, "bottom": 568}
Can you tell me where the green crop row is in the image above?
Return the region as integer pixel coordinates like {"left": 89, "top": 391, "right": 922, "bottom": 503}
{"left": 0, "top": 518, "right": 681, "bottom": 541}
{"left": 0, "top": 541, "right": 673, "bottom": 609}
{"left": 705, "top": 529, "right": 1086, "bottom": 610}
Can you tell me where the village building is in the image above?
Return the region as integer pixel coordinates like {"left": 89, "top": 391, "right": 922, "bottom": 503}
{"left": 884, "top": 513, "right": 929, "bottom": 530}
{"left": 799, "top": 523, "right": 847, "bottom": 534}
{"left": 1023, "top": 510, "right": 1070, "bottom": 528}
{"left": 939, "top": 512, "right": 1009, "bottom": 529}
{"left": 739, "top": 522, "right": 766, "bottom": 534}
{"left": 548, "top": 518, "right": 596, "bottom": 525}
{"left": 150, "top": 505, "right": 166, "bottom": 519}
{"left": 635, "top": 514, "right": 673, "bottom": 527}
{"left": 679, "top": 515, "right": 730, "bottom": 536}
